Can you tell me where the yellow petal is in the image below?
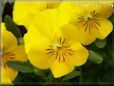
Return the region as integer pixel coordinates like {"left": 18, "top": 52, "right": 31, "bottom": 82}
{"left": 24, "top": 27, "right": 51, "bottom": 69}
{"left": 67, "top": 42, "right": 89, "bottom": 67}
{"left": 74, "top": 20, "right": 99, "bottom": 45}
{"left": 11, "top": 45, "right": 27, "bottom": 62}
{"left": 58, "top": 2, "right": 78, "bottom": 26}
{"left": 2, "top": 23, "right": 17, "bottom": 53}
{"left": 61, "top": 24, "right": 80, "bottom": 42}
{"left": 34, "top": 9, "right": 58, "bottom": 29}
{"left": 1, "top": 66, "right": 18, "bottom": 84}
{"left": 29, "top": 18, "right": 62, "bottom": 42}
{"left": 13, "top": 0, "right": 46, "bottom": 27}
{"left": 26, "top": 50, "right": 50, "bottom": 69}
{"left": 5, "top": 66, "right": 18, "bottom": 82}
{"left": 97, "top": 19, "right": 113, "bottom": 39}
{"left": 80, "top": 28, "right": 97, "bottom": 45}
{"left": 1, "top": 67, "right": 12, "bottom": 85}
{"left": 57, "top": 11, "right": 71, "bottom": 27}
{"left": 24, "top": 23, "right": 42, "bottom": 54}
{"left": 50, "top": 59, "right": 74, "bottom": 78}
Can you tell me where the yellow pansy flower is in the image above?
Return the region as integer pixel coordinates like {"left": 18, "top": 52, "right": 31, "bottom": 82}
{"left": 13, "top": 0, "right": 61, "bottom": 29}
{"left": 1, "top": 23, "right": 27, "bottom": 84}
{"left": 24, "top": 10, "right": 89, "bottom": 78}
{"left": 66, "top": 1, "right": 113, "bottom": 45}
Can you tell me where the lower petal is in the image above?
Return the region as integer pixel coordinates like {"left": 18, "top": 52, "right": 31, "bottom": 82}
{"left": 1, "top": 67, "right": 12, "bottom": 85}
{"left": 80, "top": 27, "right": 98, "bottom": 45}
{"left": 50, "top": 59, "right": 74, "bottom": 78}
{"left": 1, "top": 66, "right": 18, "bottom": 84}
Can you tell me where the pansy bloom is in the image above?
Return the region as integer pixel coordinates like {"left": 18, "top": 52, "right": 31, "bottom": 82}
{"left": 1, "top": 23, "right": 27, "bottom": 84}
{"left": 24, "top": 10, "right": 89, "bottom": 78}
{"left": 68, "top": 1, "right": 113, "bottom": 45}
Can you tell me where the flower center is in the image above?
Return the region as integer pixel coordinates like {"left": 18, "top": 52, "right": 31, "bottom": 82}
{"left": 46, "top": 37, "right": 74, "bottom": 63}
{"left": 78, "top": 10, "right": 101, "bottom": 32}
{"left": 2, "top": 50, "right": 15, "bottom": 67}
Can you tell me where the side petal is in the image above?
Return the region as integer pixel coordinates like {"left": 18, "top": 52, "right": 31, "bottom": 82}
{"left": 24, "top": 27, "right": 51, "bottom": 69}
{"left": 5, "top": 66, "right": 18, "bottom": 82}
{"left": 97, "top": 19, "right": 113, "bottom": 39}
{"left": 2, "top": 23, "right": 17, "bottom": 53}
{"left": 50, "top": 59, "right": 74, "bottom": 78}
{"left": 26, "top": 50, "right": 50, "bottom": 69}
{"left": 80, "top": 27, "right": 98, "bottom": 45}
{"left": 1, "top": 67, "right": 12, "bottom": 85}
{"left": 67, "top": 42, "right": 89, "bottom": 67}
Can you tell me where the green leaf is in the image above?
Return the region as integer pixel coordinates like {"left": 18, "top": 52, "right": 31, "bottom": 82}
{"left": 88, "top": 50, "right": 103, "bottom": 64}
{"left": 95, "top": 39, "right": 106, "bottom": 48}
{"left": 6, "top": 61, "right": 46, "bottom": 77}
{"left": 6, "top": 61, "right": 34, "bottom": 73}
{"left": 4, "top": 15, "right": 22, "bottom": 38}
{"left": 61, "top": 71, "right": 81, "bottom": 81}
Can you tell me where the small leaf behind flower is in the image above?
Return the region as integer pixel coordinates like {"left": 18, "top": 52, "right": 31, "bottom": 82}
{"left": 95, "top": 39, "right": 106, "bottom": 48}
{"left": 88, "top": 50, "right": 103, "bottom": 64}
{"left": 61, "top": 71, "right": 81, "bottom": 81}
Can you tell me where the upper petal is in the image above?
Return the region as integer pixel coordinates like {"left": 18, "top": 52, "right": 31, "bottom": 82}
{"left": 24, "top": 26, "right": 51, "bottom": 69}
{"left": 32, "top": 11, "right": 62, "bottom": 41}
{"left": 75, "top": 1, "right": 113, "bottom": 18}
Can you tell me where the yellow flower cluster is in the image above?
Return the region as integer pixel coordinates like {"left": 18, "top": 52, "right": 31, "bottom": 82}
{"left": 13, "top": 0, "right": 113, "bottom": 78}
{"left": 1, "top": 23, "right": 27, "bottom": 84}
{"left": 1, "top": 0, "right": 113, "bottom": 84}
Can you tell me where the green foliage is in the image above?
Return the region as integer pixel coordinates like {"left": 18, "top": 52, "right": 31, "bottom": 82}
{"left": 61, "top": 71, "right": 81, "bottom": 81}
{"left": 6, "top": 61, "right": 35, "bottom": 73}
{"left": 88, "top": 50, "right": 103, "bottom": 64}
{"left": 95, "top": 39, "right": 107, "bottom": 48}
{"left": 6, "top": 61, "right": 46, "bottom": 77}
